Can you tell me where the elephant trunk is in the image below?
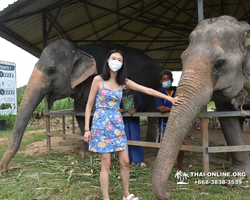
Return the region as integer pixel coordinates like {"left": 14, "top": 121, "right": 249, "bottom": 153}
{"left": 0, "top": 67, "right": 48, "bottom": 173}
{"left": 152, "top": 55, "right": 213, "bottom": 199}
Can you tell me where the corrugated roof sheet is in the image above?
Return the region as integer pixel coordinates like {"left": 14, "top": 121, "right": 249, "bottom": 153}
{"left": 0, "top": 0, "right": 249, "bottom": 71}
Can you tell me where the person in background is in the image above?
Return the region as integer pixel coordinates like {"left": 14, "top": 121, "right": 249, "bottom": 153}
{"left": 84, "top": 49, "right": 184, "bottom": 200}
{"left": 120, "top": 86, "right": 147, "bottom": 167}
{"left": 155, "top": 69, "right": 186, "bottom": 171}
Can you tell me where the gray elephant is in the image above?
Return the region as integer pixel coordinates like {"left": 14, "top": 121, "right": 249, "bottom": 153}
{"left": 151, "top": 15, "right": 250, "bottom": 199}
{"left": 0, "top": 39, "right": 162, "bottom": 173}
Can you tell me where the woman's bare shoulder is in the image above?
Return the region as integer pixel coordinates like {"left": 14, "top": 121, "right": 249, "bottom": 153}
{"left": 93, "top": 75, "right": 102, "bottom": 82}
{"left": 92, "top": 75, "right": 103, "bottom": 90}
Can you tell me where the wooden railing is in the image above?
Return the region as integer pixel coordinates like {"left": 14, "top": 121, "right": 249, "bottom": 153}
{"left": 45, "top": 108, "right": 250, "bottom": 173}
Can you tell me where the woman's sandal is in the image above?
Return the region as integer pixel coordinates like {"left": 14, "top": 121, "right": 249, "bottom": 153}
{"left": 140, "top": 162, "right": 147, "bottom": 168}
{"left": 123, "top": 194, "right": 139, "bottom": 200}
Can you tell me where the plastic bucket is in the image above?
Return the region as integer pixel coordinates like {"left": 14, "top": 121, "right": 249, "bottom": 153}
{"left": 0, "top": 119, "right": 7, "bottom": 130}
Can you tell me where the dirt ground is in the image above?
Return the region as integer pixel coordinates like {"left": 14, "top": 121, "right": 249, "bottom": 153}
{"left": 19, "top": 116, "right": 250, "bottom": 172}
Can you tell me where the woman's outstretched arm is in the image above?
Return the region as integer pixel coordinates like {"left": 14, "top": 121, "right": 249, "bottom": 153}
{"left": 125, "top": 78, "right": 184, "bottom": 105}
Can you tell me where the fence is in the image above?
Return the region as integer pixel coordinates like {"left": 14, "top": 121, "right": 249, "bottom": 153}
{"left": 45, "top": 108, "right": 250, "bottom": 173}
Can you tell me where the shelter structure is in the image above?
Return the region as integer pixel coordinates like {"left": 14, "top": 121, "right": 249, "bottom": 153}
{"left": 0, "top": 0, "right": 249, "bottom": 70}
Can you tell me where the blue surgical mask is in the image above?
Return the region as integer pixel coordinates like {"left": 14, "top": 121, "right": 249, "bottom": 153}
{"left": 162, "top": 81, "right": 172, "bottom": 88}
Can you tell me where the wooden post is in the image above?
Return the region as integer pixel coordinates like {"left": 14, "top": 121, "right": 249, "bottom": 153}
{"left": 201, "top": 105, "right": 209, "bottom": 173}
{"left": 62, "top": 115, "right": 66, "bottom": 140}
{"left": 46, "top": 115, "right": 51, "bottom": 150}
{"left": 72, "top": 116, "right": 75, "bottom": 133}
{"left": 201, "top": 117, "right": 209, "bottom": 173}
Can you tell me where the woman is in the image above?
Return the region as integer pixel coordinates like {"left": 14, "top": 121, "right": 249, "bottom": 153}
{"left": 84, "top": 49, "right": 184, "bottom": 200}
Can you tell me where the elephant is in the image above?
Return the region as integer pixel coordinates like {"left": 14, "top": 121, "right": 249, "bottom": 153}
{"left": 151, "top": 15, "right": 250, "bottom": 199}
{"left": 0, "top": 39, "right": 162, "bottom": 173}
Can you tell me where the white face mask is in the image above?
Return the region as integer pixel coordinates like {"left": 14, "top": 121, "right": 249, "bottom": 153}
{"left": 108, "top": 60, "right": 123, "bottom": 72}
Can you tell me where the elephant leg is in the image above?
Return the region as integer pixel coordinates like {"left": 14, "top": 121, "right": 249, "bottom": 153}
{"left": 75, "top": 116, "right": 89, "bottom": 155}
{"left": 146, "top": 117, "right": 158, "bottom": 142}
{"left": 216, "top": 102, "right": 250, "bottom": 175}
{"left": 74, "top": 101, "right": 90, "bottom": 155}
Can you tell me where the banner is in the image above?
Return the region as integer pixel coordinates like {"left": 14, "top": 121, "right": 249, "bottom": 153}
{"left": 0, "top": 60, "right": 17, "bottom": 115}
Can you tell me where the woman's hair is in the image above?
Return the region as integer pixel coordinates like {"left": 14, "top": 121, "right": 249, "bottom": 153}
{"left": 102, "top": 49, "right": 127, "bottom": 85}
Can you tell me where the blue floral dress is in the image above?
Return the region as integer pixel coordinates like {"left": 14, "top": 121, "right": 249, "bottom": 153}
{"left": 89, "top": 77, "right": 127, "bottom": 153}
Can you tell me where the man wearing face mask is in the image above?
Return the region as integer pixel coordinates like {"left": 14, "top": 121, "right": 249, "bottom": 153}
{"left": 155, "top": 70, "right": 187, "bottom": 171}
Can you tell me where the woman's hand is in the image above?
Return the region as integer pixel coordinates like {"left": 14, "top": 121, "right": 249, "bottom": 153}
{"left": 170, "top": 96, "right": 184, "bottom": 106}
{"left": 84, "top": 131, "right": 91, "bottom": 143}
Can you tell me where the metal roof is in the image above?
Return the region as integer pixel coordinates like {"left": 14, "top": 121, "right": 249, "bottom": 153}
{"left": 0, "top": 0, "right": 249, "bottom": 71}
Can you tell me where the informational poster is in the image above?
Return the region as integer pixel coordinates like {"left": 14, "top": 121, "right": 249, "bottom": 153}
{"left": 0, "top": 60, "right": 17, "bottom": 115}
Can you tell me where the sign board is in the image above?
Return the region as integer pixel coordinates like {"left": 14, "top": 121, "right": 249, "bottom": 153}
{"left": 0, "top": 60, "right": 17, "bottom": 115}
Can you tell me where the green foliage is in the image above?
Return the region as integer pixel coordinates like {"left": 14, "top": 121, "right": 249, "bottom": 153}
{"left": 16, "top": 85, "right": 74, "bottom": 113}
{"left": 50, "top": 97, "right": 74, "bottom": 111}
{"left": 16, "top": 85, "right": 26, "bottom": 111}
{"left": 0, "top": 85, "right": 74, "bottom": 129}
{"left": 207, "top": 101, "right": 216, "bottom": 111}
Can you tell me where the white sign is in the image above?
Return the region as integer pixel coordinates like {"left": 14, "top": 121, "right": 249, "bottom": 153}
{"left": 0, "top": 60, "right": 17, "bottom": 115}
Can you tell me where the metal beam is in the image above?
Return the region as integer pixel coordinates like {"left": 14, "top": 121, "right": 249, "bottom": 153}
{"left": 77, "top": 0, "right": 189, "bottom": 38}
{"left": 0, "top": 0, "right": 38, "bottom": 19}
{"left": 82, "top": 3, "right": 99, "bottom": 40}
{"left": 46, "top": 9, "right": 71, "bottom": 40}
{"left": 71, "top": 40, "right": 188, "bottom": 43}
{"left": 203, "top": 2, "right": 222, "bottom": 16}
{"left": 143, "top": 42, "right": 189, "bottom": 52}
{"left": 128, "top": 4, "right": 195, "bottom": 29}
{"left": 0, "top": 0, "right": 73, "bottom": 24}
{"left": 162, "top": 0, "right": 197, "bottom": 21}
{"left": 210, "top": 0, "right": 249, "bottom": 8}
{"left": 89, "top": 2, "right": 154, "bottom": 43}
{"left": 89, "top": 0, "right": 156, "bottom": 43}
{"left": 82, "top": 19, "right": 132, "bottom": 43}
{"left": 197, "top": 0, "right": 204, "bottom": 23}
{"left": 0, "top": 24, "right": 41, "bottom": 55}
{"left": 31, "top": 0, "right": 144, "bottom": 47}
{"left": 123, "top": 1, "right": 163, "bottom": 47}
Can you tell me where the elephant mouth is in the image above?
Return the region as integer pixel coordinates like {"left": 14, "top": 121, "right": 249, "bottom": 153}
{"left": 46, "top": 90, "right": 56, "bottom": 110}
{"left": 212, "top": 86, "right": 235, "bottom": 101}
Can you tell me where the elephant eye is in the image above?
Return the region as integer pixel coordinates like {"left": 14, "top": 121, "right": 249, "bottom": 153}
{"left": 48, "top": 67, "right": 56, "bottom": 75}
{"left": 214, "top": 59, "right": 225, "bottom": 70}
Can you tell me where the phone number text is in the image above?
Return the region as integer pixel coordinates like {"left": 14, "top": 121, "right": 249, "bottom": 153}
{"left": 194, "top": 179, "right": 242, "bottom": 185}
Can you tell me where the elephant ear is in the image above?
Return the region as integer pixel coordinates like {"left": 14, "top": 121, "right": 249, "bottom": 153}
{"left": 239, "top": 21, "right": 250, "bottom": 74}
{"left": 71, "top": 49, "right": 97, "bottom": 89}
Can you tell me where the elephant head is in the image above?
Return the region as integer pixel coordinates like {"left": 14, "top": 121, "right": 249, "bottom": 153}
{"left": 0, "top": 39, "right": 96, "bottom": 173}
{"left": 152, "top": 16, "right": 250, "bottom": 199}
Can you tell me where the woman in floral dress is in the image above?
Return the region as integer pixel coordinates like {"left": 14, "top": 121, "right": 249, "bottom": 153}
{"left": 84, "top": 49, "right": 184, "bottom": 200}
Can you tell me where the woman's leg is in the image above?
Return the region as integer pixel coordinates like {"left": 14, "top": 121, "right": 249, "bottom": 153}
{"left": 117, "top": 149, "right": 131, "bottom": 198}
{"left": 100, "top": 153, "right": 111, "bottom": 200}
{"left": 124, "top": 122, "right": 132, "bottom": 162}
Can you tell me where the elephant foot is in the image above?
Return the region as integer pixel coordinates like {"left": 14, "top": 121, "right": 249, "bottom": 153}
{"left": 0, "top": 164, "right": 8, "bottom": 174}
{"left": 155, "top": 189, "right": 172, "bottom": 200}
{"left": 228, "top": 163, "right": 250, "bottom": 177}
{"left": 78, "top": 148, "right": 88, "bottom": 157}
{"left": 78, "top": 142, "right": 89, "bottom": 156}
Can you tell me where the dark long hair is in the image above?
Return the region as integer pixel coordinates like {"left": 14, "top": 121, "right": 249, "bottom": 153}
{"left": 102, "top": 49, "right": 127, "bottom": 85}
